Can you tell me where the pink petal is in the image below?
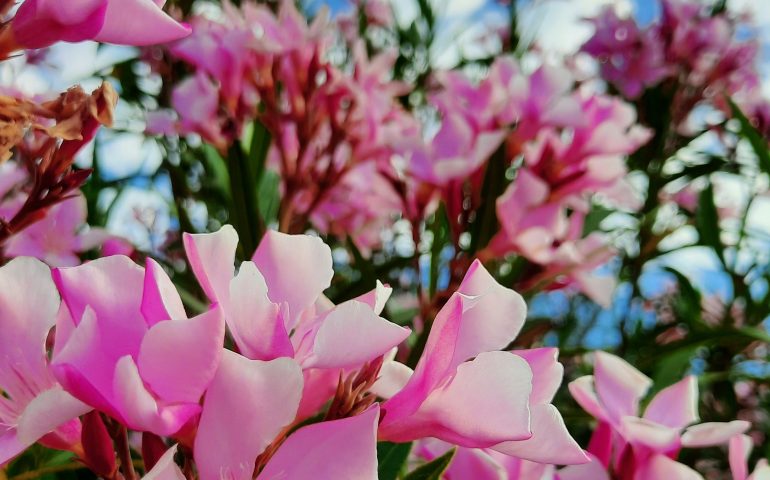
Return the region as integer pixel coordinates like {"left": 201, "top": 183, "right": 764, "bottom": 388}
{"left": 143, "top": 445, "right": 186, "bottom": 480}
{"left": 252, "top": 231, "right": 333, "bottom": 328}
{"left": 643, "top": 376, "right": 699, "bottom": 430}
{"left": 492, "top": 404, "right": 588, "bottom": 465}
{"left": 634, "top": 454, "right": 704, "bottom": 480}
{"left": 195, "top": 351, "right": 303, "bottom": 480}
{"left": 370, "top": 360, "right": 413, "bottom": 399}
{"left": 137, "top": 308, "right": 224, "bottom": 404}
{"left": 568, "top": 376, "right": 609, "bottom": 422}
{"left": 16, "top": 387, "right": 90, "bottom": 446}
{"left": 681, "top": 421, "right": 751, "bottom": 448}
{"left": 593, "top": 351, "right": 652, "bottom": 423}
{"left": 0, "top": 257, "right": 59, "bottom": 388}
{"left": 729, "top": 434, "right": 752, "bottom": 480}
{"left": 96, "top": 0, "right": 191, "bottom": 45}
{"left": 227, "top": 261, "right": 291, "bottom": 360}
{"left": 420, "top": 440, "right": 505, "bottom": 480}
{"left": 451, "top": 260, "right": 527, "bottom": 364}
{"left": 142, "top": 258, "right": 187, "bottom": 326}
{"left": 183, "top": 225, "right": 238, "bottom": 304}
{"left": 384, "top": 351, "right": 533, "bottom": 447}
{"left": 558, "top": 454, "right": 611, "bottom": 480}
{"left": 257, "top": 405, "right": 379, "bottom": 480}
{"left": 0, "top": 431, "right": 25, "bottom": 466}
{"left": 302, "top": 300, "right": 410, "bottom": 369}
{"left": 353, "top": 280, "right": 393, "bottom": 315}
{"left": 618, "top": 417, "right": 680, "bottom": 452}
{"left": 513, "top": 348, "right": 563, "bottom": 405}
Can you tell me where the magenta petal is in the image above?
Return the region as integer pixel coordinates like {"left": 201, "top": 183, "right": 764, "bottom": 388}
{"left": 227, "top": 261, "right": 291, "bottom": 361}
{"left": 142, "top": 259, "right": 186, "bottom": 326}
{"left": 95, "top": 0, "right": 191, "bottom": 45}
{"left": 257, "top": 405, "right": 380, "bottom": 480}
{"left": 138, "top": 308, "right": 224, "bottom": 404}
{"left": 143, "top": 445, "right": 186, "bottom": 480}
{"left": 183, "top": 225, "right": 238, "bottom": 304}
{"left": 643, "top": 375, "right": 699, "bottom": 430}
{"left": 492, "top": 404, "right": 588, "bottom": 465}
{"left": 593, "top": 351, "right": 652, "bottom": 423}
{"left": 681, "top": 421, "right": 751, "bottom": 448}
{"left": 302, "top": 300, "right": 410, "bottom": 369}
{"left": 195, "top": 351, "right": 303, "bottom": 480}
{"left": 252, "top": 231, "right": 333, "bottom": 327}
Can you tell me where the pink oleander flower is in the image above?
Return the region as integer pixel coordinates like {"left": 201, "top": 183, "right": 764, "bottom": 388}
{"left": 569, "top": 351, "right": 750, "bottom": 478}
{"left": 582, "top": 7, "right": 670, "bottom": 98}
{"left": 729, "top": 434, "right": 770, "bottom": 480}
{"left": 50, "top": 255, "right": 225, "bottom": 436}
{"left": 183, "top": 225, "right": 410, "bottom": 416}
{"left": 4, "top": 0, "right": 190, "bottom": 53}
{"left": 376, "top": 260, "right": 587, "bottom": 466}
{"left": 193, "top": 349, "right": 379, "bottom": 479}
{"left": 0, "top": 257, "right": 91, "bottom": 465}
{"left": 3, "top": 191, "right": 129, "bottom": 267}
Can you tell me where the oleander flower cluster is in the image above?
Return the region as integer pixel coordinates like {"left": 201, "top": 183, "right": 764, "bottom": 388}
{"left": 0, "top": 0, "right": 769, "bottom": 478}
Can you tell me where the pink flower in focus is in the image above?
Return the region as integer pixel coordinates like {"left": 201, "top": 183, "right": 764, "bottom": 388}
{"left": 6, "top": 0, "right": 190, "bottom": 52}
{"left": 569, "top": 352, "right": 750, "bottom": 477}
{"left": 377, "top": 260, "right": 586, "bottom": 466}
{"left": 183, "top": 226, "right": 410, "bottom": 417}
{"left": 51, "top": 256, "right": 225, "bottom": 436}
{"left": 0, "top": 258, "right": 91, "bottom": 465}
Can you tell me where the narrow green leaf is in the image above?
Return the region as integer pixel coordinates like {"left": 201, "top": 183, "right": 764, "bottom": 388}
{"left": 695, "top": 182, "right": 725, "bottom": 265}
{"left": 729, "top": 98, "right": 770, "bottom": 175}
{"left": 377, "top": 442, "right": 412, "bottom": 480}
{"left": 404, "top": 448, "right": 456, "bottom": 480}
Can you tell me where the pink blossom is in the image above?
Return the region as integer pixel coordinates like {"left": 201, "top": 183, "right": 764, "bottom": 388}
{"left": 377, "top": 260, "right": 586, "bottom": 465}
{"left": 142, "top": 445, "right": 186, "bottom": 480}
{"left": 0, "top": 258, "right": 91, "bottom": 465}
{"left": 6, "top": 0, "right": 190, "bottom": 52}
{"left": 51, "top": 255, "right": 225, "bottom": 436}
{"left": 729, "top": 434, "right": 770, "bottom": 480}
{"left": 3, "top": 192, "right": 129, "bottom": 267}
{"left": 194, "top": 350, "right": 378, "bottom": 480}
{"left": 569, "top": 351, "right": 750, "bottom": 476}
{"left": 183, "top": 226, "right": 410, "bottom": 416}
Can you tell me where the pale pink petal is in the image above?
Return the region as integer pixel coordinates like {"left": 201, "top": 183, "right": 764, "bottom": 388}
{"left": 593, "top": 351, "right": 652, "bottom": 423}
{"left": 370, "top": 361, "right": 413, "bottom": 399}
{"left": 143, "top": 445, "right": 186, "bottom": 480}
{"left": 353, "top": 280, "right": 393, "bottom": 315}
{"left": 227, "top": 261, "right": 292, "bottom": 361}
{"left": 633, "top": 454, "right": 704, "bottom": 480}
{"left": 16, "top": 387, "right": 90, "bottom": 446}
{"left": 618, "top": 417, "right": 680, "bottom": 452}
{"left": 96, "top": 0, "right": 191, "bottom": 45}
{"left": 252, "top": 231, "right": 333, "bottom": 328}
{"left": 302, "top": 300, "right": 410, "bottom": 369}
{"left": 558, "top": 454, "right": 611, "bottom": 480}
{"left": 420, "top": 440, "right": 505, "bottom": 480}
{"left": 492, "top": 403, "right": 588, "bottom": 465}
{"left": 451, "top": 260, "right": 527, "bottom": 364}
{"left": 729, "top": 434, "right": 752, "bottom": 480}
{"left": 183, "top": 225, "right": 238, "bottom": 304}
{"left": 257, "top": 405, "right": 379, "bottom": 480}
{"left": 514, "top": 348, "right": 563, "bottom": 405}
{"left": 568, "top": 376, "right": 609, "bottom": 422}
{"left": 0, "top": 431, "right": 25, "bottom": 466}
{"left": 137, "top": 308, "right": 224, "bottom": 404}
{"left": 195, "top": 351, "right": 303, "bottom": 480}
{"left": 681, "top": 421, "right": 751, "bottom": 448}
{"left": 750, "top": 461, "right": 770, "bottom": 480}
{"left": 643, "top": 376, "right": 699, "bottom": 430}
{"left": 141, "top": 259, "right": 187, "bottom": 326}
{"left": 390, "top": 351, "right": 533, "bottom": 447}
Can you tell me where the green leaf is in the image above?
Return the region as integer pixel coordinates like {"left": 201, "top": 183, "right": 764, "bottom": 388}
{"left": 428, "top": 204, "right": 450, "bottom": 298}
{"left": 663, "top": 267, "right": 703, "bottom": 325}
{"left": 404, "top": 449, "right": 456, "bottom": 480}
{"left": 695, "top": 182, "right": 725, "bottom": 265}
{"left": 377, "top": 442, "right": 412, "bottom": 480}
{"left": 582, "top": 203, "right": 614, "bottom": 237}
{"left": 729, "top": 98, "right": 770, "bottom": 175}
{"left": 468, "top": 144, "right": 509, "bottom": 254}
